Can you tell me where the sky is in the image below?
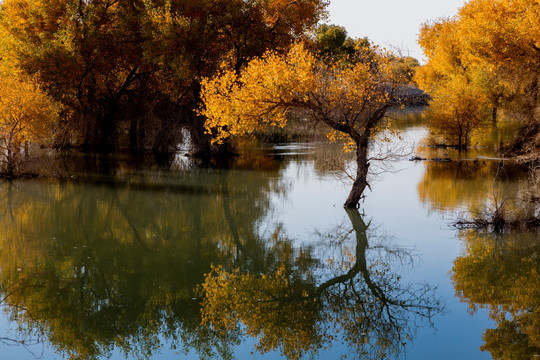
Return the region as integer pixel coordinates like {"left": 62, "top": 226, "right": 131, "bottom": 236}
{"left": 327, "top": 0, "right": 466, "bottom": 61}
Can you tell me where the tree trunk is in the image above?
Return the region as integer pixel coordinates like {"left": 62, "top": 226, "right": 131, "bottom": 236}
{"left": 129, "top": 118, "right": 139, "bottom": 149}
{"left": 491, "top": 106, "right": 498, "bottom": 125}
{"left": 344, "top": 136, "right": 370, "bottom": 208}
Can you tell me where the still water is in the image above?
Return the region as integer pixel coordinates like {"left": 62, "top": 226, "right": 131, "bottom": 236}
{"left": 0, "top": 122, "right": 537, "bottom": 359}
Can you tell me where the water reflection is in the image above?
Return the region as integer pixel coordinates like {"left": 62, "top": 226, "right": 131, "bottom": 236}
{"left": 417, "top": 160, "right": 527, "bottom": 213}
{"left": 200, "top": 209, "right": 443, "bottom": 360}
{"left": 452, "top": 230, "right": 540, "bottom": 359}
{"left": 0, "top": 169, "right": 443, "bottom": 359}
{"left": 0, "top": 168, "right": 281, "bottom": 359}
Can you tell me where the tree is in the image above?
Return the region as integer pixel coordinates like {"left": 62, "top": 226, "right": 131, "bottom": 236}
{"left": 416, "top": 19, "right": 492, "bottom": 149}
{"left": 312, "top": 24, "right": 355, "bottom": 60}
{"left": 387, "top": 55, "right": 419, "bottom": 84}
{"left": 0, "top": 67, "right": 58, "bottom": 176}
{"left": 200, "top": 43, "right": 404, "bottom": 207}
{"left": 0, "top": 0, "right": 327, "bottom": 154}
{"left": 427, "top": 74, "right": 490, "bottom": 148}
{"left": 458, "top": 0, "right": 540, "bottom": 113}
{"left": 417, "top": 0, "right": 540, "bottom": 155}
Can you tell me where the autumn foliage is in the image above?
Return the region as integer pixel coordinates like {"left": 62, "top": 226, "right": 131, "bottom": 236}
{"left": 0, "top": 67, "right": 58, "bottom": 176}
{"left": 0, "top": 0, "right": 327, "bottom": 153}
{"left": 417, "top": 0, "right": 540, "bottom": 152}
{"left": 201, "top": 43, "right": 403, "bottom": 207}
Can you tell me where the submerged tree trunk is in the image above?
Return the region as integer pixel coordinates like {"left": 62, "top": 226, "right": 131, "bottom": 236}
{"left": 344, "top": 135, "right": 370, "bottom": 208}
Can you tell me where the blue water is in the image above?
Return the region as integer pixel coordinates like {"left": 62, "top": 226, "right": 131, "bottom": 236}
{"left": 0, "top": 125, "right": 529, "bottom": 360}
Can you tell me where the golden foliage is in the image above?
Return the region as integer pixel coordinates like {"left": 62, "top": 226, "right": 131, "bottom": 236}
{"left": 416, "top": 18, "right": 491, "bottom": 147}
{"left": 200, "top": 44, "right": 316, "bottom": 143}
{"left": 0, "top": 0, "right": 328, "bottom": 149}
{"left": 452, "top": 230, "right": 540, "bottom": 358}
{"left": 201, "top": 42, "right": 403, "bottom": 207}
{"left": 427, "top": 74, "right": 490, "bottom": 147}
{"left": 458, "top": 0, "right": 540, "bottom": 78}
{"left": 200, "top": 43, "right": 397, "bottom": 147}
{"left": 0, "top": 65, "right": 58, "bottom": 174}
{"left": 417, "top": 0, "right": 540, "bottom": 147}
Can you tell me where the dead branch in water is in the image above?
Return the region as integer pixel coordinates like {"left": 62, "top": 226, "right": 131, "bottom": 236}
{"left": 453, "top": 217, "right": 540, "bottom": 232}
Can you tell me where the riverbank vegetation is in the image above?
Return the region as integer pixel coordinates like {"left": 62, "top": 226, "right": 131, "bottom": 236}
{"left": 452, "top": 164, "right": 540, "bottom": 232}
{"left": 0, "top": 65, "right": 59, "bottom": 177}
{"left": 416, "top": 0, "right": 540, "bottom": 158}
{"left": 0, "top": 0, "right": 327, "bottom": 157}
{"left": 0, "top": 0, "right": 537, "bottom": 208}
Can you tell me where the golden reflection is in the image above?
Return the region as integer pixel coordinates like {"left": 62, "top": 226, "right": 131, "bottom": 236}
{"left": 452, "top": 230, "right": 540, "bottom": 359}
{"left": 200, "top": 209, "right": 443, "bottom": 360}
{"left": 0, "top": 168, "right": 281, "bottom": 359}
{"left": 417, "top": 160, "right": 525, "bottom": 213}
{"left": 0, "top": 166, "right": 444, "bottom": 359}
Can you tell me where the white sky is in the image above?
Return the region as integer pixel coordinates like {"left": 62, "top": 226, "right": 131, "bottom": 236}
{"left": 327, "top": 0, "right": 466, "bottom": 61}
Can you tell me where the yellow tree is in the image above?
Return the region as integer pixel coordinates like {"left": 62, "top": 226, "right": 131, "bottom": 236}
{"left": 200, "top": 43, "right": 402, "bottom": 207}
{"left": 418, "top": 0, "right": 540, "bottom": 154}
{"left": 0, "top": 0, "right": 327, "bottom": 153}
{"left": 0, "top": 67, "right": 58, "bottom": 176}
{"left": 458, "top": 0, "right": 540, "bottom": 109}
{"left": 428, "top": 74, "right": 490, "bottom": 148}
{"left": 416, "top": 19, "right": 492, "bottom": 149}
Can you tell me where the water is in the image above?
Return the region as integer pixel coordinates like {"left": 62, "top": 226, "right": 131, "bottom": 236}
{"left": 0, "top": 122, "right": 537, "bottom": 360}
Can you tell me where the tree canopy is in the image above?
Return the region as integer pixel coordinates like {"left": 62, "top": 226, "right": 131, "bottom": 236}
{"left": 416, "top": 0, "right": 540, "bottom": 152}
{"left": 0, "top": 0, "right": 327, "bottom": 153}
{"left": 201, "top": 43, "right": 406, "bottom": 207}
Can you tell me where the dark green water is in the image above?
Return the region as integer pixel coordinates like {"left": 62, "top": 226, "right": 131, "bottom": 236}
{"left": 0, "top": 124, "right": 538, "bottom": 360}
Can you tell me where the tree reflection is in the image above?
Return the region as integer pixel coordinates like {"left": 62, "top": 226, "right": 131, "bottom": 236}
{"left": 417, "top": 160, "right": 526, "bottom": 212}
{"left": 452, "top": 230, "right": 540, "bottom": 359}
{"left": 0, "top": 166, "right": 281, "bottom": 359}
{"left": 200, "top": 209, "right": 443, "bottom": 360}
{"left": 0, "top": 170, "right": 443, "bottom": 360}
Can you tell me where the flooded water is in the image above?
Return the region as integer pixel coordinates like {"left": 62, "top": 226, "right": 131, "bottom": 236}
{"left": 0, "top": 118, "right": 537, "bottom": 360}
